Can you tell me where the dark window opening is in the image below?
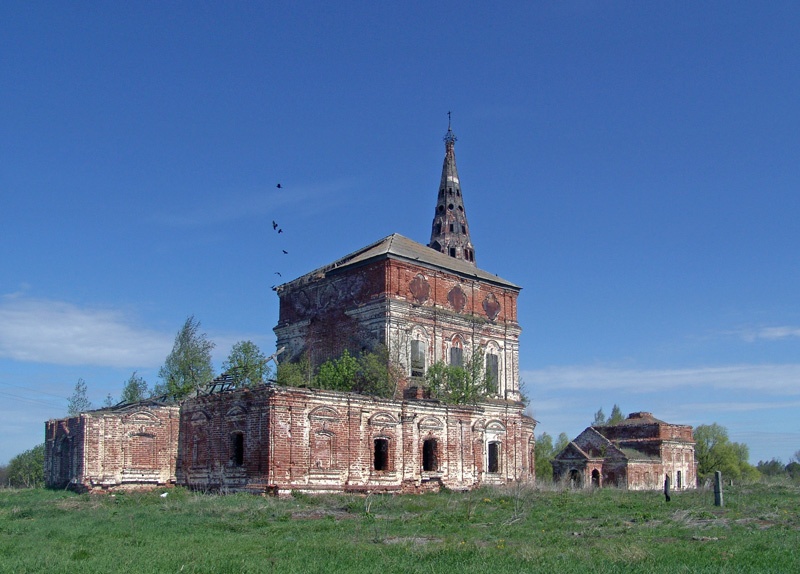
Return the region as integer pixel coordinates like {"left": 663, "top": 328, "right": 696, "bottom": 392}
{"left": 569, "top": 469, "right": 581, "bottom": 487}
{"left": 449, "top": 247, "right": 456, "bottom": 257}
{"left": 423, "top": 439, "right": 438, "bottom": 471}
{"left": 448, "top": 204, "right": 454, "bottom": 210}
{"left": 411, "top": 339, "right": 425, "bottom": 377}
{"left": 450, "top": 346, "right": 463, "bottom": 367}
{"left": 434, "top": 223, "right": 441, "bottom": 234}
{"left": 461, "top": 224, "right": 466, "bottom": 233}
{"left": 448, "top": 187, "right": 453, "bottom": 195}
{"left": 458, "top": 205, "right": 463, "bottom": 211}
{"left": 677, "top": 470, "right": 682, "bottom": 488}
{"left": 485, "top": 354, "right": 498, "bottom": 394}
{"left": 374, "top": 438, "right": 389, "bottom": 471}
{"left": 438, "top": 205, "right": 444, "bottom": 213}
{"left": 456, "top": 189, "right": 461, "bottom": 196}
{"left": 231, "top": 432, "right": 244, "bottom": 467}
{"left": 488, "top": 442, "right": 500, "bottom": 473}
{"left": 591, "top": 469, "right": 600, "bottom": 487}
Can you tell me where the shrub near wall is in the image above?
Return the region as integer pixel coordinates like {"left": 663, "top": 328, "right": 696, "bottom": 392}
{"left": 6, "top": 444, "right": 44, "bottom": 488}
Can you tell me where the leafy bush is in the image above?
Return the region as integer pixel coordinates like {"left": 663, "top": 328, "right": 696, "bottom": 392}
{"left": 425, "top": 353, "right": 490, "bottom": 404}
{"left": 6, "top": 444, "right": 44, "bottom": 488}
{"left": 278, "top": 346, "right": 401, "bottom": 398}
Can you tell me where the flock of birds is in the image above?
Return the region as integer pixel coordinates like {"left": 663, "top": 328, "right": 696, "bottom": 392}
{"left": 271, "top": 183, "right": 287, "bottom": 292}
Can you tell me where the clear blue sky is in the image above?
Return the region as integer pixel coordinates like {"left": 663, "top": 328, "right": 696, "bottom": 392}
{"left": 1, "top": 2, "right": 798, "bottom": 466}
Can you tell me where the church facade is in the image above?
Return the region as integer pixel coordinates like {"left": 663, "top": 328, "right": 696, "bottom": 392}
{"left": 45, "top": 122, "right": 536, "bottom": 493}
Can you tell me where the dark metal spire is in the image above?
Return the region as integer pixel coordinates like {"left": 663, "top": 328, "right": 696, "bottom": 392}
{"left": 428, "top": 114, "right": 476, "bottom": 265}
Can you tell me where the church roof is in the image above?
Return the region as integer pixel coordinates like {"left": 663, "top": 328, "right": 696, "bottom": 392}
{"left": 604, "top": 412, "right": 667, "bottom": 427}
{"left": 279, "top": 233, "right": 520, "bottom": 291}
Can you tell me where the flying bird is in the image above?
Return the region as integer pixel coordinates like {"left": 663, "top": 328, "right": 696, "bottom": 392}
{"left": 276, "top": 183, "right": 282, "bottom": 189}
{"left": 274, "top": 271, "right": 282, "bottom": 277}
{"left": 272, "top": 221, "right": 278, "bottom": 230}
{"left": 278, "top": 228, "right": 283, "bottom": 234}
{"left": 282, "top": 250, "right": 288, "bottom": 254}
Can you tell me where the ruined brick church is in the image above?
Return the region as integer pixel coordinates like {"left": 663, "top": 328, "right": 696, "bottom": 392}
{"left": 45, "top": 123, "right": 537, "bottom": 493}
{"left": 552, "top": 412, "right": 696, "bottom": 490}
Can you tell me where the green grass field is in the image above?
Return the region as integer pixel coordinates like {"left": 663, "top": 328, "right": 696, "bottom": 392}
{"left": 1, "top": 482, "right": 797, "bottom": 573}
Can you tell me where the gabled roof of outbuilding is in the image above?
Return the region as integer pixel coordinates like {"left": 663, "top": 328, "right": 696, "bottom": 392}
{"left": 602, "top": 412, "right": 667, "bottom": 427}
{"left": 278, "top": 233, "right": 520, "bottom": 291}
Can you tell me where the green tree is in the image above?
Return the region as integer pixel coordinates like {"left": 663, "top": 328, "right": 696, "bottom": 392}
{"left": 120, "top": 371, "right": 149, "bottom": 403}
{"left": 756, "top": 458, "right": 785, "bottom": 477}
{"left": 353, "top": 345, "right": 400, "bottom": 398}
{"left": 694, "top": 423, "right": 757, "bottom": 481}
{"left": 223, "top": 340, "right": 270, "bottom": 388}
{"left": 315, "top": 349, "right": 359, "bottom": 392}
{"left": 156, "top": 316, "right": 215, "bottom": 399}
{"left": 608, "top": 404, "right": 625, "bottom": 425}
{"left": 554, "top": 432, "right": 570, "bottom": 454}
{"left": 591, "top": 408, "right": 606, "bottom": 426}
{"left": 276, "top": 354, "right": 313, "bottom": 387}
{"left": 67, "top": 378, "right": 92, "bottom": 416}
{"left": 786, "top": 461, "right": 800, "bottom": 480}
{"left": 534, "top": 431, "right": 572, "bottom": 481}
{"left": 6, "top": 444, "right": 45, "bottom": 488}
{"left": 534, "top": 432, "right": 555, "bottom": 481}
{"left": 424, "top": 352, "right": 487, "bottom": 404}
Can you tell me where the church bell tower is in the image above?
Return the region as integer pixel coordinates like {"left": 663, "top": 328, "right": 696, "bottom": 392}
{"left": 428, "top": 116, "right": 476, "bottom": 266}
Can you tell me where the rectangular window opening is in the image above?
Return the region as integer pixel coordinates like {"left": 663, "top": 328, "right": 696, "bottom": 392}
{"left": 374, "top": 438, "right": 389, "bottom": 471}
{"left": 449, "top": 346, "right": 463, "bottom": 367}
{"left": 422, "top": 439, "right": 438, "bottom": 472}
{"left": 411, "top": 340, "right": 426, "bottom": 378}
{"left": 488, "top": 442, "right": 500, "bottom": 473}
{"left": 486, "top": 354, "right": 499, "bottom": 394}
{"left": 231, "top": 432, "right": 244, "bottom": 467}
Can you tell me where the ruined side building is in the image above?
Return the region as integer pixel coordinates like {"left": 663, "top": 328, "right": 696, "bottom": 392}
{"left": 44, "top": 401, "right": 180, "bottom": 490}
{"left": 45, "top": 122, "right": 536, "bottom": 493}
{"left": 552, "top": 412, "right": 697, "bottom": 490}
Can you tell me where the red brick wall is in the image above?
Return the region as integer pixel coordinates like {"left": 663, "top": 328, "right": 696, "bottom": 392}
{"left": 385, "top": 259, "right": 518, "bottom": 323}
{"left": 177, "top": 385, "right": 535, "bottom": 494}
{"left": 45, "top": 404, "right": 180, "bottom": 492}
